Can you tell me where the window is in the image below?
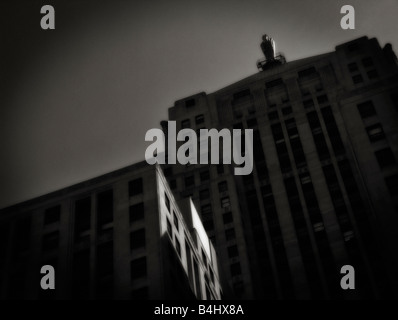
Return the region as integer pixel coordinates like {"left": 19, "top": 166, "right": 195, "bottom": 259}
{"left": 185, "top": 99, "right": 195, "bottom": 108}
{"left": 97, "top": 190, "right": 113, "bottom": 226}
{"left": 129, "top": 202, "right": 144, "bottom": 223}
{"left": 200, "top": 170, "right": 210, "bottom": 182}
{"left": 203, "top": 220, "right": 214, "bottom": 231}
{"left": 221, "top": 197, "right": 230, "bottom": 208}
{"left": 175, "top": 238, "right": 181, "bottom": 258}
{"left": 44, "top": 205, "right": 60, "bottom": 225}
{"left": 357, "top": 101, "right": 376, "bottom": 119}
{"left": 298, "top": 67, "right": 316, "bottom": 78}
{"left": 169, "top": 179, "right": 177, "bottom": 189}
{"left": 228, "top": 245, "right": 239, "bottom": 258}
{"left": 131, "top": 257, "right": 147, "bottom": 280}
{"left": 75, "top": 197, "right": 91, "bottom": 233}
{"left": 367, "top": 70, "right": 378, "bottom": 79}
{"left": 375, "top": 148, "right": 396, "bottom": 168}
{"left": 362, "top": 57, "right": 374, "bottom": 67}
{"left": 165, "top": 193, "right": 170, "bottom": 212}
{"left": 163, "top": 167, "right": 172, "bottom": 177}
{"left": 223, "top": 212, "right": 233, "bottom": 224}
{"left": 268, "top": 111, "right": 279, "bottom": 121}
{"left": 200, "top": 189, "right": 210, "bottom": 200}
{"left": 303, "top": 99, "right": 314, "bottom": 109}
{"left": 317, "top": 95, "right": 328, "bottom": 104}
{"left": 218, "top": 181, "right": 228, "bottom": 193}
{"left": 185, "top": 175, "right": 194, "bottom": 188}
{"left": 173, "top": 211, "right": 179, "bottom": 231}
{"left": 97, "top": 242, "right": 114, "bottom": 278}
{"left": 348, "top": 62, "right": 358, "bottom": 72}
{"left": 366, "top": 124, "right": 385, "bottom": 142}
{"left": 233, "top": 89, "right": 251, "bottom": 100}
{"left": 247, "top": 118, "right": 257, "bottom": 128}
{"left": 230, "top": 262, "right": 242, "bottom": 276}
{"left": 201, "top": 204, "right": 212, "bottom": 216}
{"left": 300, "top": 173, "right": 312, "bottom": 185}
{"left": 282, "top": 106, "right": 292, "bottom": 115}
{"left": 181, "top": 119, "right": 191, "bottom": 129}
{"left": 201, "top": 249, "right": 207, "bottom": 267}
{"left": 167, "top": 219, "right": 172, "bottom": 236}
{"left": 217, "top": 164, "right": 224, "bottom": 174}
{"left": 352, "top": 74, "right": 363, "bottom": 84}
{"left": 42, "top": 231, "right": 59, "bottom": 251}
{"left": 131, "top": 286, "right": 148, "bottom": 300}
{"left": 130, "top": 229, "right": 145, "bottom": 250}
{"left": 129, "top": 178, "right": 143, "bottom": 197}
{"left": 195, "top": 114, "right": 204, "bottom": 125}
{"left": 385, "top": 174, "right": 398, "bottom": 195}
{"left": 265, "top": 78, "right": 283, "bottom": 89}
{"left": 225, "top": 228, "right": 235, "bottom": 241}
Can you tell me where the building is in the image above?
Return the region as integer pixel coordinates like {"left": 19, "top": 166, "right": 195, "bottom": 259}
{"left": 162, "top": 36, "right": 398, "bottom": 299}
{"left": 0, "top": 162, "right": 222, "bottom": 300}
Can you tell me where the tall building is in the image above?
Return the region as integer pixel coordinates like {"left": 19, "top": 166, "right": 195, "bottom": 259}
{"left": 0, "top": 162, "right": 222, "bottom": 300}
{"left": 162, "top": 36, "right": 398, "bottom": 299}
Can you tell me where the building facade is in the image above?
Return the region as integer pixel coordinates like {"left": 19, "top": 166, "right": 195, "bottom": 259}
{"left": 162, "top": 36, "right": 398, "bottom": 299}
{"left": 0, "top": 162, "right": 222, "bottom": 300}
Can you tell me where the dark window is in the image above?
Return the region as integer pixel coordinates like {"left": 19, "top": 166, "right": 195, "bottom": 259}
{"left": 317, "top": 95, "right": 328, "bottom": 104}
{"left": 223, "top": 212, "right": 233, "bottom": 224}
{"left": 352, "top": 74, "right": 363, "bottom": 84}
{"left": 298, "top": 67, "right": 316, "bottom": 78}
{"left": 203, "top": 220, "right": 214, "bottom": 231}
{"left": 233, "top": 89, "right": 251, "bottom": 100}
{"left": 385, "top": 174, "right": 398, "bottom": 195}
{"left": 181, "top": 119, "right": 191, "bottom": 129}
{"left": 366, "top": 124, "right": 385, "bottom": 142}
{"left": 42, "top": 231, "right": 59, "bottom": 251}
{"left": 185, "top": 99, "right": 195, "bottom": 108}
{"left": 282, "top": 106, "right": 292, "bottom": 115}
{"left": 375, "top": 148, "right": 396, "bottom": 168}
{"left": 265, "top": 78, "right": 283, "bottom": 88}
{"left": 362, "top": 57, "right": 374, "bottom": 67}
{"left": 195, "top": 114, "right": 204, "bottom": 125}
{"left": 163, "top": 167, "right": 172, "bottom": 177}
{"left": 75, "top": 197, "right": 91, "bottom": 233}
{"left": 200, "top": 189, "right": 210, "bottom": 200}
{"left": 97, "top": 242, "right": 113, "bottom": 278}
{"left": 201, "top": 249, "right": 207, "bottom": 267}
{"left": 165, "top": 193, "right": 170, "bottom": 212}
{"left": 167, "top": 219, "right": 172, "bottom": 236}
{"left": 247, "top": 118, "right": 257, "bottom": 128}
{"left": 357, "top": 101, "right": 376, "bottom": 118}
{"left": 367, "top": 70, "right": 378, "bottom": 79}
{"left": 348, "top": 62, "right": 358, "bottom": 72}
{"left": 221, "top": 197, "right": 230, "bottom": 208}
{"left": 201, "top": 204, "right": 212, "bottom": 215}
{"left": 129, "top": 202, "right": 144, "bottom": 223}
{"left": 131, "top": 286, "right": 148, "bottom": 300}
{"left": 173, "top": 211, "right": 179, "bottom": 231}
{"left": 303, "top": 99, "right": 314, "bottom": 109}
{"left": 217, "top": 164, "right": 224, "bottom": 174}
{"left": 169, "top": 179, "right": 177, "bottom": 189}
{"left": 268, "top": 111, "right": 279, "bottom": 121}
{"left": 218, "top": 181, "right": 228, "bottom": 193}
{"left": 200, "top": 170, "right": 210, "bottom": 182}
{"left": 230, "top": 262, "right": 242, "bottom": 276}
{"left": 97, "top": 190, "right": 113, "bottom": 226}
{"left": 129, "top": 178, "right": 143, "bottom": 197}
{"left": 130, "top": 229, "right": 145, "bottom": 250}
{"left": 185, "top": 175, "right": 195, "bottom": 187}
{"left": 175, "top": 238, "right": 181, "bottom": 258}
{"left": 44, "top": 205, "right": 60, "bottom": 225}
{"left": 131, "top": 257, "right": 147, "bottom": 280}
{"left": 225, "top": 228, "right": 235, "bottom": 241}
{"left": 228, "top": 245, "right": 239, "bottom": 258}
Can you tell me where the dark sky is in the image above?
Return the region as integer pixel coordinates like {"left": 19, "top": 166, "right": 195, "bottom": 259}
{"left": 1, "top": 0, "right": 397, "bottom": 209}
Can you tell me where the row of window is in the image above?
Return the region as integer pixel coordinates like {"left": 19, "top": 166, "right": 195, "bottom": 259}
{"left": 181, "top": 114, "right": 205, "bottom": 129}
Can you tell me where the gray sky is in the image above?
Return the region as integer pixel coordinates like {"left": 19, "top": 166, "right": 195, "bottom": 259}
{"left": 1, "top": 0, "right": 397, "bottom": 209}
